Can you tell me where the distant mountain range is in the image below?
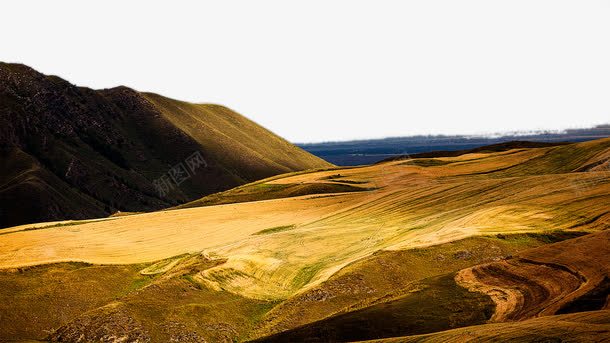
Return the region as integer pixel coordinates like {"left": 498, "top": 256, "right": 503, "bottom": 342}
{"left": 299, "top": 126, "right": 610, "bottom": 165}
{"left": 0, "top": 63, "right": 331, "bottom": 228}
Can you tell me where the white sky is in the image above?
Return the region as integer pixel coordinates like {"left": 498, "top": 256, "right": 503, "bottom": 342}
{"left": 2, "top": 1, "right": 609, "bottom": 143}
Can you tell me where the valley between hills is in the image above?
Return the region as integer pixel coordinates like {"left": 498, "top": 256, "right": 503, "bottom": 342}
{"left": 1, "top": 133, "right": 609, "bottom": 342}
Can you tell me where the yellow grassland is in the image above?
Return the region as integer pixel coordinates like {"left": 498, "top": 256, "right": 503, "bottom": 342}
{"left": 1, "top": 138, "right": 608, "bottom": 301}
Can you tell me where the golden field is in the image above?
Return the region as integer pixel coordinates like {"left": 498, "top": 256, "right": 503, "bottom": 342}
{"left": 0, "top": 138, "right": 609, "bottom": 342}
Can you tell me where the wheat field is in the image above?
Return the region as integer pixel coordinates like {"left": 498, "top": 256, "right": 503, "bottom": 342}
{"left": 1, "top": 138, "right": 609, "bottom": 302}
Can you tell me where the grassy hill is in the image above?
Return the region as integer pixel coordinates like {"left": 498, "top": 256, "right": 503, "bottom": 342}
{"left": 0, "top": 137, "right": 608, "bottom": 341}
{"left": 255, "top": 230, "right": 609, "bottom": 342}
{"left": 0, "top": 63, "right": 331, "bottom": 228}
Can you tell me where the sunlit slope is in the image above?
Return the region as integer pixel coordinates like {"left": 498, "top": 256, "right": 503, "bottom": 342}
{"left": 0, "top": 138, "right": 608, "bottom": 302}
{"left": 143, "top": 93, "right": 332, "bottom": 179}
{"left": 0, "top": 195, "right": 356, "bottom": 268}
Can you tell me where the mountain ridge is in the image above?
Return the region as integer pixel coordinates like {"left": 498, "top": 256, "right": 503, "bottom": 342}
{"left": 0, "top": 62, "right": 331, "bottom": 228}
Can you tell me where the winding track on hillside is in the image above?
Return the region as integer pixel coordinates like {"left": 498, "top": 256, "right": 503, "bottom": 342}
{"left": 456, "top": 230, "right": 610, "bottom": 322}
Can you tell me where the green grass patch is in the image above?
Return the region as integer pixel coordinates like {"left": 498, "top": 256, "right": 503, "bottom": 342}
{"left": 139, "top": 254, "right": 190, "bottom": 275}
{"left": 494, "top": 230, "right": 588, "bottom": 245}
{"left": 206, "top": 268, "right": 250, "bottom": 285}
{"left": 182, "top": 274, "right": 203, "bottom": 290}
{"left": 291, "top": 262, "right": 326, "bottom": 288}
{"left": 114, "top": 275, "right": 154, "bottom": 299}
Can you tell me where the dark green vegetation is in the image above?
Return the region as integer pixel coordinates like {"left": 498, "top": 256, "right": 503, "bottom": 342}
{"left": 0, "top": 63, "right": 331, "bottom": 228}
{"left": 0, "top": 262, "right": 146, "bottom": 340}
{"left": 0, "top": 255, "right": 277, "bottom": 342}
{"left": 253, "top": 274, "right": 494, "bottom": 342}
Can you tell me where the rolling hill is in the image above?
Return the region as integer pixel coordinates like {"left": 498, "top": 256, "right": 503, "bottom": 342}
{"left": 0, "top": 137, "right": 608, "bottom": 342}
{"left": 255, "top": 230, "right": 610, "bottom": 342}
{"left": 0, "top": 62, "right": 331, "bottom": 228}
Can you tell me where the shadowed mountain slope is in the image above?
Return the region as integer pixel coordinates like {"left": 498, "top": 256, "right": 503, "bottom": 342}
{"left": 372, "top": 310, "right": 610, "bottom": 342}
{"left": 0, "top": 63, "right": 331, "bottom": 228}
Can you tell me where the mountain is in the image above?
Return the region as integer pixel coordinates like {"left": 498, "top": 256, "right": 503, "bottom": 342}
{"left": 0, "top": 63, "right": 331, "bottom": 228}
{"left": 0, "top": 137, "right": 608, "bottom": 342}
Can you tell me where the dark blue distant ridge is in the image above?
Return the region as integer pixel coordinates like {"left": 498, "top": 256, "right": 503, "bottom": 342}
{"left": 298, "top": 125, "right": 610, "bottom": 166}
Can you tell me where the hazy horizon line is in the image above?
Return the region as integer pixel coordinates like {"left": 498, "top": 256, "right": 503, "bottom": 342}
{"left": 295, "top": 124, "right": 610, "bottom": 145}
